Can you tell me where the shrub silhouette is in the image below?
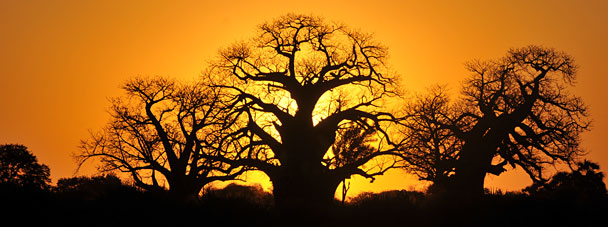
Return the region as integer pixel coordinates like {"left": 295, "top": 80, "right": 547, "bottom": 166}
{"left": 524, "top": 160, "right": 607, "bottom": 201}
{"left": 205, "top": 183, "right": 273, "bottom": 208}
{"left": 54, "top": 174, "right": 139, "bottom": 201}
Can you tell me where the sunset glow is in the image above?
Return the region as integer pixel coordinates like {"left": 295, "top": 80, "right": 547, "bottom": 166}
{"left": 1, "top": 0, "right": 607, "bottom": 201}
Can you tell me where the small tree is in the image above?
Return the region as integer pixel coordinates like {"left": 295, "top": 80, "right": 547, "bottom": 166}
{"left": 524, "top": 160, "right": 607, "bottom": 200}
{"left": 77, "top": 77, "right": 243, "bottom": 200}
{"left": 0, "top": 144, "right": 50, "bottom": 190}
{"left": 400, "top": 87, "right": 460, "bottom": 191}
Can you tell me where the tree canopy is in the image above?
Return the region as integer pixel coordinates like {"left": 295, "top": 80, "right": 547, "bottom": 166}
{"left": 77, "top": 77, "right": 244, "bottom": 199}
{"left": 209, "top": 13, "right": 405, "bottom": 212}
{"left": 0, "top": 144, "right": 50, "bottom": 190}
{"left": 400, "top": 46, "right": 590, "bottom": 200}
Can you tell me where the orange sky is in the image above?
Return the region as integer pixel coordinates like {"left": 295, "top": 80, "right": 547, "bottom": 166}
{"left": 1, "top": 0, "right": 607, "bottom": 198}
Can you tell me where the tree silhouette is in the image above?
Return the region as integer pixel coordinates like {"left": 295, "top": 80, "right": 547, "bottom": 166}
{"left": 77, "top": 77, "right": 244, "bottom": 200}
{"left": 404, "top": 46, "right": 590, "bottom": 201}
{"left": 524, "top": 160, "right": 607, "bottom": 200}
{"left": 400, "top": 87, "right": 459, "bottom": 192}
{"left": 0, "top": 144, "right": 50, "bottom": 190}
{"left": 209, "top": 14, "right": 404, "bottom": 213}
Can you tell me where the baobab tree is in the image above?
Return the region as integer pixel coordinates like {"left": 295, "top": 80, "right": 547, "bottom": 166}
{"left": 400, "top": 87, "right": 460, "bottom": 192}
{"left": 404, "top": 46, "right": 590, "bottom": 201}
{"left": 210, "top": 14, "right": 404, "bottom": 212}
{"left": 78, "top": 77, "right": 244, "bottom": 200}
{"left": 327, "top": 123, "right": 378, "bottom": 204}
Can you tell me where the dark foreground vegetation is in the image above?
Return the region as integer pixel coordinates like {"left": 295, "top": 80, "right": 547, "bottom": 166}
{"left": 1, "top": 144, "right": 607, "bottom": 226}
{"left": 2, "top": 177, "right": 606, "bottom": 227}
{"left": 2, "top": 143, "right": 606, "bottom": 226}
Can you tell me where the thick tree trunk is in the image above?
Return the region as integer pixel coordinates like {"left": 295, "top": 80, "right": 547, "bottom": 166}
{"left": 270, "top": 170, "right": 340, "bottom": 219}
{"left": 167, "top": 176, "right": 202, "bottom": 202}
{"left": 267, "top": 105, "right": 343, "bottom": 219}
{"left": 447, "top": 142, "right": 495, "bottom": 203}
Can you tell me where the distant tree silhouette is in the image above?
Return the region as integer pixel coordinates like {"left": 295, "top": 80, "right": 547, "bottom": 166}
{"left": 524, "top": 160, "right": 607, "bottom": 200}
{"left": 403, "top": 46, "right": 590, "bottom": 202}
{"left": 77, "top": 77, "right": 244, "bottom": 201}
{"left": 0, "top": 144, "right": 50, "bottom": 190}
{"left": 55, "top": 174, "right": 136, "bottom": 200}
{"left": 209, "top": 14, "right": 404, "bottom": 213}
{"left": 206, "top": 183, "right": 274, "bottom": 207}
{"left": 0, "top": 144, "right": 51, "bottom": 226}
{"left": 400, "top": 87, "right": 459, "bottom": 192}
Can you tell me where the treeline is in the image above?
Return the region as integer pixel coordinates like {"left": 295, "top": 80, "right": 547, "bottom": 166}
{"left": 1, "top": 144, "right": 606, "bottom": 226}
{"left": 2, "top": 172, "right": 606, "bottom": 226}
{"left": 1, "top": 174, "right": 271, "bottom": 226}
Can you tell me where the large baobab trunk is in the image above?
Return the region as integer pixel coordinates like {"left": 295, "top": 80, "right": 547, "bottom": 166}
{"left": 271, "top": 170, "right": 340, "bottom": 217}
{"left": 167, "top": 175, "right": 203, "bottom": 202}
{"left": 266, "top": 113, "right": 343, "bottom": 214}
{"left": 447, "top": 141, "right": 495, "bottom": 203}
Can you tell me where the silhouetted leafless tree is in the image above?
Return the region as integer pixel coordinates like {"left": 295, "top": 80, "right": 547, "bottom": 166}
{"left": 407, "top": 46, "right": 590, "bottom": 201}
{"left": 209, "top": 14, "right": 404, "bottom": 213}
{"left": 77, "top": 77, "right": 244, "bottom": 200}
{"left": 400, "top": 87, "right": 460, "bottom": 191}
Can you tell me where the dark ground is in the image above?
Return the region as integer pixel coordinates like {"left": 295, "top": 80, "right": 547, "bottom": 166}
{"left": 2, "top": 182, "right": 606, "bottom": 227}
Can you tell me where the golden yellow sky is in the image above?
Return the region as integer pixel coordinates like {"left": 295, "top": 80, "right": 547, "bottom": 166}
{"left": 1, "top": 0, "right": 607, "bottom": 198}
